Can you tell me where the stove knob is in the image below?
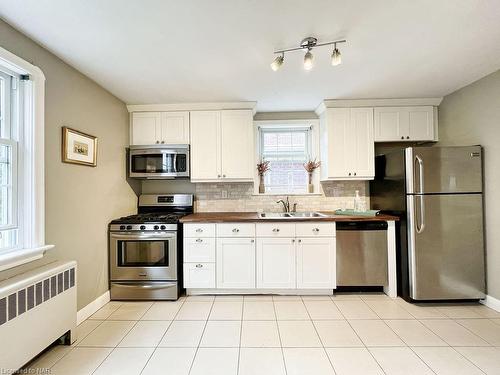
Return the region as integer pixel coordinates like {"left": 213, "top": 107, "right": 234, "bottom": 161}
{"left": 160, "top": 225, "right": 166, "bottom": 230}
{"left": 119, "top": 225, "right": 126, "bottom": 230}
{"left": 140, "top": 225, "right": 146, "bottom": 230}
{"left": 126, "top": 225, "right": 132, "bottom": 230}
{"left": 154, "top": 225, "right": 159, "bottom": 230}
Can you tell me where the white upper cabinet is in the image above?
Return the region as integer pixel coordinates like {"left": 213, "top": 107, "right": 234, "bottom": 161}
{"left": 374, "top": 106, "right": 437, "bottom": 142}
{"left": 161, "top": 112, "right": 190, "bottom": 144}
{"left": 320, "top": 107, "right": 374, "bottom": 180}
{"left": 130, "top": 111, "right": 189, "bottom": 145}
{"left": 131, "top": 112, "right": 161, "bottom": 146}
{"left": 190, "top": 109, "right": 254, "bottom": 182}
{"left": 190, "top": 111, "right": 221, "bottom": 180}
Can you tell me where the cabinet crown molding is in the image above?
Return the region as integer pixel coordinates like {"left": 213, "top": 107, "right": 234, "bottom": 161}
{"left": 315, "top": 98, "right": 443, "bottom": 115}
{"left": 127, "top": 101, "right": 257, "bottom": 113}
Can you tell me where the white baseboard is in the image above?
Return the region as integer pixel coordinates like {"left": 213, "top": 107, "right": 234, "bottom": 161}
{"left": 480, "top": 295, "right": 500, "bottom": 312}
{"left": 77, "top": 290, "right": 110, "bottom": 324}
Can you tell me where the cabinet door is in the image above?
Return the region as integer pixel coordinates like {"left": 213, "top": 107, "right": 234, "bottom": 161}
{"left": 183, "top": 263, "right": 216, "bottom": 288}
{"left": 220, "top": 110, "right": 254, "bottom": 179}
{"left": 216, "top": 238, "right": 256, "bottom": 288}
{"left": 184, "top": 238, "right": 216, "bottom": 263}
{"left": 160, "top": 111, "right": 190, "bottom": 144}
{"left": 256, "top": 238, "right": 296, "bottom": 289}
{"left": 296, "top": 237, "right": 336, "bottom": 289}
{"left": 324, "top": 108, "right": 350, "bottom": 178}
{"left": 408, "top": 106, "right": 434, "bottom": 141}
{"left": 374, "top": 107, "right": 407, "bottom": 141}
{"left": 131, "top": 112, "right": 161, "bottom": 145}
{"left": 190, "top": 111, "right": 221, "bottom": 180}
{"left": 351, "top": 108, "right": 374, "bottom": 179}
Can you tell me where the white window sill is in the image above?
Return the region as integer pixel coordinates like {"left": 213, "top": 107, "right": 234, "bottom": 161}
{"left": 0, "top": 245, "right": 55, "bottom": 272}
{"left": 252, "top": 192, "right": 322, "bottom": 196}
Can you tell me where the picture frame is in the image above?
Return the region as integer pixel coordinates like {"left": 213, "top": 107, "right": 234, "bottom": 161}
{"left": 61, "top": 126, "right": 98, "bottom": 167}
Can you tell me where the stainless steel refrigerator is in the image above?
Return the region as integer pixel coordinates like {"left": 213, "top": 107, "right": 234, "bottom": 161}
{"left": 371, "top": 146, "right": 485, "bottom": 301}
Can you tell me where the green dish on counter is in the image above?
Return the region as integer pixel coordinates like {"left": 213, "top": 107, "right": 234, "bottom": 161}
{"left": 334, "top": 209, "right": 381, "bottom": 217}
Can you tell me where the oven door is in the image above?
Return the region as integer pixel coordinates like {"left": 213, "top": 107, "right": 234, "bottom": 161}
{"left": 129, "top": 148, "right": 189, "bottom": 179}
{"left": 110, "top": 232, "right": 177, "bottom": 281}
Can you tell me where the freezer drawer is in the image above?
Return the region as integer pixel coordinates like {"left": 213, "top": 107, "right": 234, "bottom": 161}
{"left": 336, "top": 222, "right": 388, "bottom": 286}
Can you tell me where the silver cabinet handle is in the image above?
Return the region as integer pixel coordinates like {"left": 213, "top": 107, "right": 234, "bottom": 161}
{"left": 353, "top": 172, "right": 357, "bottom": 176}
{"left": 250, "top": 239, "right": 255, "bottom": 243}
{"left": 217, "top": 174, "right": 221, "bottom": 178}
{"left": 298, "top": 239, "right": 302, "bottom": 243}
{"left": 195, "top": 228, "right": 203, "bottom": 233}
{"left": 312, "top": 228, "right": 320, "bottom": 232}
{"left": 292, "top": 239, "right": 295, "bottom": 243}
{"left": 196, "top": 238, "right": 203, "bottom": 243}
{"left": 348, "top": 172, "right": 352, "bottom": 176}
{"left": 406, "top": 136, "right": 410, "bottom": 139}
{"left": 195, "top": 264, "right": 203, "bottom": 268}
{"left": 155, "top": 140, "right": 160, "bottom": 144}
{"left": 161, "top": 140, "right": 165, "bottom": 144}
{"left": 272, "top": 228, "right": 280, "bottom": 232}
{"left": 401, "top": 136, "right": 404, "bottom": 140}
{"left": 223, "top": 174, "right": 226, "bottom": 178}
{"left": 232, "top": 228, "right": 240, "bottom": 233}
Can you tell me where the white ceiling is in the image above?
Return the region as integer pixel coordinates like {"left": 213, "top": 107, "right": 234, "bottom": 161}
{"left": 1, "top": 0, "right": 500, "bottom": 111}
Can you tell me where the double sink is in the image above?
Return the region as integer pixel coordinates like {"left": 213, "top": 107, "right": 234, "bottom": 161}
{"left": 259, "top": 211, "right": 328, "bottom": 219}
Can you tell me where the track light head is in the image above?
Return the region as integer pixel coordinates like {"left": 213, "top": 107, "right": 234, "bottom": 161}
{"left": 303, "top": 50, "right": 314, "bottom": 71}
{"left": 331, "top": 45, "right": 342, "bottom": 66}
{"left": 270, "top": 54, "right": 284, "bottom": 71}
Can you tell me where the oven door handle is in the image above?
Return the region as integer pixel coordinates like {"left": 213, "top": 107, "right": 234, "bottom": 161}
{"left": 110, "top": 232, "right": 176, "bottom": 240}
{"left": 112, "top": 281, "right": 177, "bottom": 290}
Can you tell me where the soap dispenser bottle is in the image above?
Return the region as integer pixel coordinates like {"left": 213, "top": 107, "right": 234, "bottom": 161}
{"left": 354, "top": 190, "right": 362, "bottom": 212}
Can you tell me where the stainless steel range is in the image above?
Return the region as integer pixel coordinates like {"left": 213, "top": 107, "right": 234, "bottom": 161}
{"left": 108, "top": 194, "right": 193, "bottom": 300}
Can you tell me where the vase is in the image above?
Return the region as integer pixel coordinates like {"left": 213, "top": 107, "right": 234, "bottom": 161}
{"left": 259, "top": 175, "right": 265, "bottom": 194}
{"left": 308, "top": 172, "right": 314, "bottom": 193}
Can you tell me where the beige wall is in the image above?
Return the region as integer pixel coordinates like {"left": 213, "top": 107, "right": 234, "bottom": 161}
{"left": 438, "top": 69, "right": 500, "bottom": 300}
{"left": 0, "top": 20, "right": 137, "bottom": 309}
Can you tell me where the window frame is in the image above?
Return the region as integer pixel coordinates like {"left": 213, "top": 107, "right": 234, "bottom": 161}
{"left": 254, "top": 119, "right": 321, "bottom": 195}
{"left": 0, "top": 46, "right": 53, "bottom": 271}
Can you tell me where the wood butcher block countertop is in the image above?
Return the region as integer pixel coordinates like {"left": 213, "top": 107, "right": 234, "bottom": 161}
{"left": 180, "top": 212, "right": 399, "bottom": 223}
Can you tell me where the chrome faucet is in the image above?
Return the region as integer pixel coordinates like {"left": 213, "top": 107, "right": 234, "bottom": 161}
{"left": 276, "top": 197, "right": 297, "bottom": 213}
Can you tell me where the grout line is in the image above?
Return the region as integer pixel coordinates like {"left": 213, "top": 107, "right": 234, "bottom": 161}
{"left": 301, "top": 296, "right": 338, "bottom": 375}
{"left": 272, "top": 296, "right": 288, "bottom": 375}
{"left": 236, "top": 298, "right": 244, "bottom": 374}
{"left": 187, "top": 295, "right": 216, "bottom": 375}
{"left": 139, "top": 298, "right": 187, "bottom": 374}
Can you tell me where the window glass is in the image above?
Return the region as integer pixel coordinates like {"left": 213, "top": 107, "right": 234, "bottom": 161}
{"left": 260, "top": 127, "right": 311, "bottom": 194}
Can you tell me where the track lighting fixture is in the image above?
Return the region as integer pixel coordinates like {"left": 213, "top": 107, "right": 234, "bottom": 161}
{"left": 270, "top": 53, "right": 284, "bottom": 71}
{"left": 271, "top": 37, "right": 346, "bottom": 71}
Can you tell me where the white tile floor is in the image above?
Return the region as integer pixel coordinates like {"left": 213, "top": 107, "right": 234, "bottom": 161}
{"left": 25, "top": 294, "right": 500, "bottom": 375}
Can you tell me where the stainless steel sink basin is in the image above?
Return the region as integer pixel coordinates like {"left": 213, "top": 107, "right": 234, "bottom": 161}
{"left": 288, "top": 212, "right": 327, "bottom": 218}
{"left": 258, "top": 211, "right": 327, "bottom": 219}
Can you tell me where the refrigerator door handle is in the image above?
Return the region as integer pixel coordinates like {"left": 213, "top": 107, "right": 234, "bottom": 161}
{"left": 416, "top": 195, "right": 426, "bottom": 233}
{"left": 414, "top": 155, "right": 424, "bottom": 194}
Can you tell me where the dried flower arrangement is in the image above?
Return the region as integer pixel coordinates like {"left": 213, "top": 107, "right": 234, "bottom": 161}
{"left": 256, "top": 160, "right": 271, "bottom": 176}
{"left": 256, "top": 160, "right": 270, "bottom": 194}
{"left": 303, "top": 158, "right": 321, "bottom": 173}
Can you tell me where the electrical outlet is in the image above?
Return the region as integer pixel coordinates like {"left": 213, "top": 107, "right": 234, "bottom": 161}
{"left": 221, "top": 190, "right": 228, "bottom": 199}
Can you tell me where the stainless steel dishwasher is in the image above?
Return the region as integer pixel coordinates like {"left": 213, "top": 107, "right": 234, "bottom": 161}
{"left": 336, "top": 221, "right": 388, "bottom": 286}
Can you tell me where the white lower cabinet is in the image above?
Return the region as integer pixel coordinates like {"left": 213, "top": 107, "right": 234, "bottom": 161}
{"left": 183, "top": 263, "right": 216, "bottom": 288}
{"left": 296, "top": 237, "right": 336, "bottom": 289}
{"left": 256, "top": 238, "right": 296, "bottom": 289}
{"left": 216, "top": 237, "right": 256, "bottom": 288}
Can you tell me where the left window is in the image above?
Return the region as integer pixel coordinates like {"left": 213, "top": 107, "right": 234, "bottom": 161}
{"left": 0, "top": 69, "right": 20, "bottom": 252}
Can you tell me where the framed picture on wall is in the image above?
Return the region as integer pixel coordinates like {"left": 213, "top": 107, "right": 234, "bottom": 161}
{"left": 61, "top": 126, "right": 98, "bottom": 167}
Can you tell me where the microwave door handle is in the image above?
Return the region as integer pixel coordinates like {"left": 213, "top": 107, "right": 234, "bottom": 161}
{"left": 173, "top": 153, "right": 177, "bottom": 173}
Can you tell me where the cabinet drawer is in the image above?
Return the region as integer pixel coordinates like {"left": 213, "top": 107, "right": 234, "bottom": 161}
{"left": 184, "top": 223, "right": 216, "bottom": 237}
{"left": 256, "top": 223, "right": 296, "bottom": 237}
{"left": 184, "top": 237, "right": 216, "bottom": 262}
{"left": 183, "top": 263, "right": 215, "bottom": 288}
{"left": 296, "top": 223, "right": 336, "bottom": 237}
{"left": 216, "top": 223, "right": 255, "bottom": 237}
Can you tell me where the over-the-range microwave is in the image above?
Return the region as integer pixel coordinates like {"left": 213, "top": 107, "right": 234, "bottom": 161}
{"left": 128, "top": 145, "right": 189, "bottom": 179}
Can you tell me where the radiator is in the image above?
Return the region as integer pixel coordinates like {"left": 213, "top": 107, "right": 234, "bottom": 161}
{"left": 0, "top": 260, "right": 77, "bottom": 371}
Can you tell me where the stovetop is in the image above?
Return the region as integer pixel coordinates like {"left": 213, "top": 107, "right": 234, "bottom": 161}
{"left": 111, "top": 212, "right": 186, "bottom": 224}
